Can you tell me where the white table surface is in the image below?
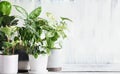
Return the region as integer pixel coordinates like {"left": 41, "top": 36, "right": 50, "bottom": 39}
{"left": 18, "top": 72, "right": 120, "bottom": 74}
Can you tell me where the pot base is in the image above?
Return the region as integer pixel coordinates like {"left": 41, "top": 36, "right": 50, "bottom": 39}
{"left": 29, "top": 70, "right": 48, "bottom": 73}
{"left": 18, "top": 70, "right": 28, "bottom": 73}
{"left": 47, "top": 67, "right": 62, "bottom": 72}
{"left": 0, "top": 73, "right": 17, "bottom": 74}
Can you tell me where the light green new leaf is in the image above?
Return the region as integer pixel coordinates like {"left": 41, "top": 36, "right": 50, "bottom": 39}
{"left": 0, "top": 26, "right": 17, "bottom": 38}
{"left": 46, "top": 12, "right": 56, "bottom": 21}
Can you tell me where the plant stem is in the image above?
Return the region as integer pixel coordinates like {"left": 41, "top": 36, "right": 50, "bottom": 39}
{"left": 7, "top": 38, "right": 10, "bottom": 55}
{"left": 12, "top": 47, "right": 14, "bottom": 54}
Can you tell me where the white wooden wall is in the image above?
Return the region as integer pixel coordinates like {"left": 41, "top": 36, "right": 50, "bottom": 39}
{"left": 42, "top": 0, "right": 120, "bottom": 71}
{"left": 5, "top": 0, "right": 120, "bottom": 71}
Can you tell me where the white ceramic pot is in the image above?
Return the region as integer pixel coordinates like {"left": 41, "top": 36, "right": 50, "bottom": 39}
{"left": 47, "top": 50, "right": 62, "bottom": 71}
{"left": 0, "top": 55, "right": 18, "bottom": 74}
{"left": 29, "top": 55, "right": 48, "bottom": 73}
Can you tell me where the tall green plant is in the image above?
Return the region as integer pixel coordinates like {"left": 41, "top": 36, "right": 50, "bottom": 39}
{"left": 14, "top": 5, "right": 50, "bottom": 58}
{"left": 0, "top": 1, "right": 19, "bottom": 55}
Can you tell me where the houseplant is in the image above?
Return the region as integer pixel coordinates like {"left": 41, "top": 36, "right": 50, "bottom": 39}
{"left": 0, "top": 1, "right": 19, "bottom": 74}
{"left": 14, "top": 4, "right": 71, "bottom": 73}
{"left": 14, "top": 5, "right": 52, "bottom": 73}
{"left": 46, "top": 12, "right": 72, "bottom": 71}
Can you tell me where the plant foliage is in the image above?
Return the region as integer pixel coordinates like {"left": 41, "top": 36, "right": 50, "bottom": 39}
{"left": 13, "top": 5, "right": 71, "bottom": 58}
{"left": 14, "top": 5, "right": 49, "bottom": 58}
{"left": 0, "top": 1, "right": 19, "bottom": 55}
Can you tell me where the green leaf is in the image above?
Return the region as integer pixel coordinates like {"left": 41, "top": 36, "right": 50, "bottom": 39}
{"left": 0, "top": 31, "right": 6, "bottom": 41}
{"left": 46, "top": 12, "right": 55, "bottom": 20}
{"left": 3, "top": 42, "right": 12, "bottom": 49}
{"left": 14, "top": 36, "right": 19, "bottom": 41}
{"left": 0, "top": 1, "right": 12, "bottom": 15}
{"left": 11, "top": 19, "right": 19, "bottom": 26}
{"left": 47, "top": 38, "right": 54, "bottom": 48}
{"left": 34, "top": 54, "right": 38, "bottom": 59}
{"left": 13, "top": 5, "right": 28, "bottom": 18}
{"left": 2, "top": 15, "right": 18, "bottom": 26}
{"left": 51, "top": 32, "right": 59, "bottom": 41}
{"left": 46, "top": 48, "right": 50, "bottom": 54}
{"left": 0, "top": 27, "right": 11, "bottom": 37}
{"left": 0, "top": 26, "right": 17, "bottom": 38}
{"left": 29, "top": 7, "right": 42, "bottom": 19}
{"left": 60, "top": 17, "right": 72, "bottom": 22}
{"left": 57, "top": 24, "right": 67, "bottom": 31}
{"left": 0, "top": 16, "right": 3, "bottom": 27}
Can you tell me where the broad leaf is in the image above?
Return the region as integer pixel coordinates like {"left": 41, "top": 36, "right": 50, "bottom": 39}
{"left": 29, "top": 7, "right": 42, "bottom": 19}
{"left": 0, "top": 1, "right": 12, "bottom": 15}
{"left": 13, "top": 5, "right": 28, "bottom": 18}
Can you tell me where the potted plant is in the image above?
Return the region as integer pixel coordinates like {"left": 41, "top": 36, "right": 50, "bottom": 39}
{"left": 14, "top": 4, "right": 71, "bottom": 73}
{"left": 46, "top": 12, "right": 72, "bottom": 72}
{"left": 0, "top": 1, "right": 19, "bottom": 74}
{"left": 14, "top": 5, "right": 52, "bottom": 73}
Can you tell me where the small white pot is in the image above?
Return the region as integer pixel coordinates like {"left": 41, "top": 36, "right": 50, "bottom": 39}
{"left": 47, "top": 50, "right": 62, "bottom": 71}
{"left": 29, "top": 55, "right": 48, "bottom": 73}
{"left": 0, "top": 55, "right": 18, "bottom": 74}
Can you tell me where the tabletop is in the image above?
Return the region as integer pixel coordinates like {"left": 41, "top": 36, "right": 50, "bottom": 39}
{"left": 18, "top": 72, "right": 120, "bottom": 74}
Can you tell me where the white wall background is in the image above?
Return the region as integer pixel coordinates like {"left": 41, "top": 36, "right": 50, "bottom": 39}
{"left": 7, "top": 0, "right": 120, "bottom": 68}
{"left": 41, "top": 0, "right": 120, "bottom": 66}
